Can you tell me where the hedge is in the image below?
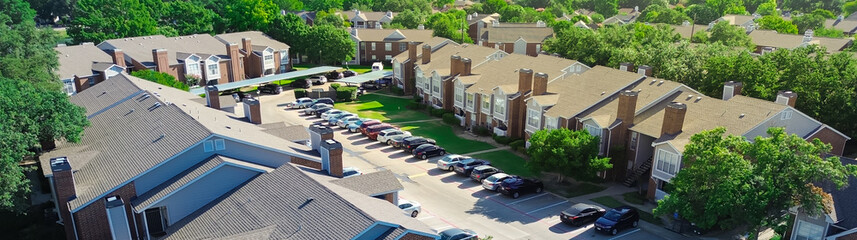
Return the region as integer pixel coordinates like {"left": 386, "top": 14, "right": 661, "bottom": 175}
{"left": 430, "top": 108, "right": 445, "bottom": 117}
{"left": 330, "top": 83, "right": 341, "bottom": 90}
{"left": 492, "top": 134, "right": 518, "bottom": 145}
{"left": 442, "top": 113, "right": 460, "bottom": 126}
{"left": 294, "top": 88, "right": 307, "bottom": 98}
{"left": 414, "top": 95, "right": 423, "bottom": 103}
{"left": 131, "top": 69, "right": 189, "bottom": 91}
{"left": 509, "top": 140, "right": 525, "bottom": 152}
{"left": 336, "top": 87, "right": 358, "bottom": 101}
{"left": 391, "top": 86, "right": 404, "bottom": 95}
{"left": 473, "top": 126, "right": 492, "bottom": 136}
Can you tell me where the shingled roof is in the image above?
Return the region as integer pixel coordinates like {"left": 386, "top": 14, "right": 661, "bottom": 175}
{"left": 749, "top": 29, "right": 852, "bottom": 53}
{"left": 55, "top": 43, "right": 115, "bottom": 79}
{"left": 215, "top": 31, "right": 290, "bottom": 51}
{"left": 98, "top": 34, "right": 230, "bottom": 66}
{"left": 479, "top": 23, "right": 554, "bottom": 43}
{"left": 330, "top": 170, "right": 403, "bottom": 196}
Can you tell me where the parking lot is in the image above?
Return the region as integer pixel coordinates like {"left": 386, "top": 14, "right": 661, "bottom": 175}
{"left": 261, "top": 91, "right": 686, "bottom": 240}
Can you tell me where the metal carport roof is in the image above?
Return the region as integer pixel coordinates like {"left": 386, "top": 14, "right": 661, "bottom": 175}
{"left": 189, "top": 66, "right": 340, "bottom": 95}
{"left": 334, "top": 70, "right": 393, "bottom": 85}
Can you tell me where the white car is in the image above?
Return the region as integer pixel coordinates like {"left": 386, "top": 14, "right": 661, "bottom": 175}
{"left": 436, "top": 154, "right": 473, "bottom": 171}
{"left": 397, "top": 199, "right": 421, "bottom": 218}
{"left": 481, "top": 173, "right": 511, "bottom": 191}
{"left": 321, "top": 110, "right": 344, "bottom": 121}
{"left": 309, "top": 75, "right": 327, "bottom": 85}
{"left": 343, "top": 167, "right": 362, "bottom": 178}
{"left": 303, "top": 103, "right": 330, "bottom": 115}
{"left": 287, "top": 97, "right": 313, "bottom": 109}
{"left": 377, "top": 129, "right": 411, "bottom": 143}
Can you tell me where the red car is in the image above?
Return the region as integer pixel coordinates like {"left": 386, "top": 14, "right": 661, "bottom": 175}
{"left": 358, "top": 120, "right": 382, "bottom": 135}
{"left": 366, "top": 124, "right": 396, "bottom": 140}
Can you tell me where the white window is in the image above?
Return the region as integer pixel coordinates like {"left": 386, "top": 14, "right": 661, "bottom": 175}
{"left": 527, "top": 108, "right": 541, "bottom": 127}
{"left": 494, "top": 97, "right": 505, "bottom": 116}
{"left": 214, "top": 139, "right": 225, "bottom": 150}
{"left": 89, "top": 78, "right": 96, "bottom": 86}
{"left": 455, "top": 87, "right": 463, "bottom": 103}
{"left": 280, "top": 50, "right": 289, "bottom": 64}
{"left": 781, "top": 110, "right": 793, "bottom": 120}
{"left": 207, "top": 64, "right": 219, "bottom": 77}
{"left": 585, "top": 124, "right": 603, "bottom": 154}
{"left": 399, "top": 43, "right": 407, "bottom": 51}
{"left": 536, "top": 44, "right": 541, "bottom": 53}
{"left": 482, "top": 95, "right": 491, "bottom": 113}
{"left": 264, "top": 55, "right": 273, "bottom": 61}
{"left": 794, "top": 220, "right": 824, "bottom": 240}
{"left": 62, "top": 79, "right": 76, "bottom": 95}
{"left": 656, "top": 149, "right": 679, "bottom": 175}
{"left": 385, "top": 55, "right": 392, "bottom": 60}
{"left": 371, "top": 55, "right": 377, "bottom": 60}
{"left": 385, "top": 43, "right": 392, "bottom": 51}
{"left": 186, "top": 62, "right": 200, "bottom": 76}
{"left": 466, "top": 94, "right": 474, "bottom": 109}
{"left": 203, "top": 140, "right": 214, "bottom": 152}
{"left": 545, "top": 116, "right": 557, "bottom": 130}
{"left": 371, "top": 42, "right": 376, "bottom": 51}
{"left": 630, "top": 132, "right": 639, "bottom": 151}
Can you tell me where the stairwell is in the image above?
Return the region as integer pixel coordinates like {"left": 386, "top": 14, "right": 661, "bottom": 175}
{"left": 623, "top": 157, "right": 653, "bottom": 187}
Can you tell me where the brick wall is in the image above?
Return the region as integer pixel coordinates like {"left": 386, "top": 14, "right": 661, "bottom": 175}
{"left": 329, "top": 148, "right": 344, "bottom": 178}
{"left": 838, "top": 231, "right": 857, "bottom": 240}
{"left": 399, "top": 232, "right": 437, "bottom": 240}
{"left": 72, "top": 183, "right": 139, "bottom": 240}
{"left": 218, "top": 62, "right": 229, "bottom": 84}
{"left": 362, "top": 41, "right": 415, "bottom": 63}
{"left": 290, "top": 156, "right": 322, "bottom": 169}
{"left": 808, "top": 127, "right": 847, "bottom": 156}
{"left": 383, "top": 192, "right": 395, "bottom": 204}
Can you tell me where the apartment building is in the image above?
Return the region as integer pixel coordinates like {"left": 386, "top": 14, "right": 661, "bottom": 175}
{"left": 789, "top": 156, "right": 857, "bottom": 240}
{"left": 825, "top": 15, "right": 857, "bottom": 35}
{"left": 55, "top": 43, "right": 126, "bottom": 95}
{"left": 349, "top": 28, "right": 439, "bottom": 65}
{"left": 466, "top": 12, "right": 501, "bottom": 42}
{"left": 41, "top": 73, "right": 435, "bottom": 240}
{"left": 748, "top": 29, "right": 853, "bottom": 54}
{"left": 97, "top": 32, "right": 289, "bottom": 86}
{"left": 340, "top": 10, "right": 396, "bottom": 29}
{"left": 473, "top": 21, "right": 553, "bottom": 56}
{"left": 715, "top": 14, "right": 759, "bottom": 32}
{"left": 390, "top": 38, "right": 460, "bottom": 95}
{"left": 603, "top": 7, "right": 640, "bottom": 25}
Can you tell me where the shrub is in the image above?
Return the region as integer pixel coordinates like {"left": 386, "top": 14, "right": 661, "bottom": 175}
{"left": 294, "top": 88, "right": 307, "bottom": 98}
{"left": 391, "top": 86, "right": 404, "bottom": 95}
{"left": 442, "top": 113, "right": 460, "bottom": 126}
{"left": 330, "top": 83, "right": 341, "bottom": 90}
{"left": 430, "top": 108, "right": 445, "bottom": 117}
{"left": 492, "top": 135, "right": 517, "bottom": 145}
{"left": 336, "top": 86, "right": 358, "bottom": 101}
{"left": 509, "top": 140, "right": 525, "bottom": 152}
{"left": 414, "top": 95, "right": 423, "bottom": 103}
{"left": 473, "top": 126, "right": 492, "bottom": 136}
{"left": 406, "top": 102, "right": 425, "bottom": 110}
{"left": 131, "top": 69, "right": 189, "bottom": 91}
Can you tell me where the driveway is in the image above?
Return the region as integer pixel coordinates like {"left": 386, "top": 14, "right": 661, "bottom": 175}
{"left": 255, "top": 91, "right": 687, "bottom": 240}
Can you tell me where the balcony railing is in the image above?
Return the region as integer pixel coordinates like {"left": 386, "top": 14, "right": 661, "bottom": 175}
{"left": 493, "top": 127, "right": 507, "bottom": 137}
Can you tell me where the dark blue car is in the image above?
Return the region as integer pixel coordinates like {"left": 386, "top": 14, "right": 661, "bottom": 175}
{"left": 594, "top": 206, "right": 639, "bottom": 235}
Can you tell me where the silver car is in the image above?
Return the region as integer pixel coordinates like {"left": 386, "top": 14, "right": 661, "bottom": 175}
{"left": 303, "top": 103, "right": 330, "bottom": 115}
{"left": 288, "top": 97, "right": 314, "bottom": 109}
{"left": 337, "top": 116, "right": 362, "bottom": 128}
{"left": 436, "top": 154, "right": 473, "bottom": 171}
{"left": 481, "top": 173, "right": 511, "bottom": 191}
{"left": 377, "top": 129, "right": 411, "bottom": 144}
{"left": 321, "top": 110, "right": 344, "bottom": 121}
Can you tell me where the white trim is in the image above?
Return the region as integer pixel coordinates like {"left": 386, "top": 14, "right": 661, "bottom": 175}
{"left": 351, "top": 221, "right": 399, "bottom": 240}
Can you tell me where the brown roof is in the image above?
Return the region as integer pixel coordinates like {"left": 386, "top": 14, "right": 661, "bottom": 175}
{"left": 339, "top": 10, "right": 395, "bottom": 22}
{"left": 824, "top": 19, "right": 857, "bottom": 33}
{"left": 352, "top": 28, "right": 435, "bottom": 42}
{"left": 673, "top": 24, "right": 709, "bottom": 39}
{"left": 481, "top": 24, "right": 554, "bottom": 43}
{"left": 392, "top": 37, "right": 457, "bottom": 62}
{"left": 749, "top": 29, "right": 852, "bottom": 52}
{"left": 55, "top": 43, "right": 115, "bottom": 79}
{"left": 577, "top": 77, "right": 686, "bottom": 127}
{"left": 466, "top": 54, "right": 581, "bottom": 96}
{"left": 541, "top": 66, "right": 644, "bottom": 118}
{"left": 98, "top": 34, "right": 230, "bottom": 66}
{"left": 215, "top": 31, "right": 290, "bottom": 51}
{"left": 414, "top": 43, "right": 502, "bottom": 77}
{"left": 719, "top": 14, "right": 756, "bottom": 26}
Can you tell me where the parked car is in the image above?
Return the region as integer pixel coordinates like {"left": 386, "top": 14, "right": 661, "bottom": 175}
{"left": 397, "top": 199, "right": 421, "bottom": 218}
{"left": 413, "top": 144, "right": 446, "bottom": 160}
{"left": 453, "top": 159, "right": 491, "bottom": 176}
{"left": 497, "top": 176, "right": 543, "bottom": 199}
{"left": 321, "top": 110, "right": 344, "bottom": 121}
{"left": 339, "top": 117, "right": 365, "bottom": 129}
{"left": 401, "top": 137, "right": 437, "bottom": 153}
{"left": 377, "top": 129, "right": 411, "bottom": 143}
{"left": 436, "top": 154, "right": 472, "bottom": 171}
{"left": 386, "top": 134, "right": 411, "bottom": 148}
{"left": 371, "top": 62, "right": 383, "bottom": 72}
{"left": 469, "top": 166, "right": 502, "bottom": 182}
{"left": 438, "top": 228, "right": 477, "bottom": 240}
{"left": 287, "top": 97, "right": 314, "bottom": 109}
{"left": 347, "top": 119, "right": 379, "bottom": 133}
{"left": 308, "top": 75, "right": 327, "bottom": 85}
{"left": 595, "top": 206, "right": 639, "bottom": 235}
{"left": 342, "top": 167, "right": 362, "bottom": 178}
{"left": 311, "top": 97, "right": 335, "bottom": 106}
{"left": 328, "top": 113, "right": 356, "bottom": 126}
{"left": 360, "top": 80, "right": 381, "bottom": 90}
{"left": 258, "top": 83, "right": 282, "bottom": 94}
{"left": 290, "top": 78, "right": 311, "bottom": 88}
{"left": 560, "top": 203, "right": 606, "bottom": 226}
{"left": 303, "top": 103, "right": 330, "bottom": 115}
{"left": 326, "top": 70, "right": 344, "bottom": 80}
{"left": 343, "top": 70, "right": 358, "bottom": 77}
{"left": 314, "top": 107, "right": 334, "bottom": 118}
{"left": 357, "top": 120, "right": 383, "bottom": 134}
{"left": 365, "top": 124, "right": 396, "bottom": 139}
{"left": 481, "top": 173, "right": 511, "bottom": 191}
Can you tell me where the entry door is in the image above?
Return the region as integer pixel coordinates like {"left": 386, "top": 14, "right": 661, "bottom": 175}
{"left": 145, "top": 207, "right": 167, "bottom": 237}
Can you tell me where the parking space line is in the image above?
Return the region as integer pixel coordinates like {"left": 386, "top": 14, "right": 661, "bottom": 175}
{"left": 408, "top": 173, "right": 428, "bottom": 178}
{"left": 508, "top": 193, "right": 548, "bottom": 205}
{"left": 608, "top": 228, "right": 641, "bottom": 240}
{"left": 525, "top": 201, "right": 568, "bottom": 214}
{"left": 417, "top": 215, "right": 435, "bottom": 221}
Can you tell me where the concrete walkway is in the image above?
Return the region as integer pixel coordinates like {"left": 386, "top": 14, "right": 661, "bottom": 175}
{"left": 460, "top": 146, "right": 510, "bottom": 155}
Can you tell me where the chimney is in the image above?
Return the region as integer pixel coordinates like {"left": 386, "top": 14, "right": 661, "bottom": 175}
{"left": 619, "top": 62, "right": 634, "bottom": 72}
{"left": 518, "top": 68, "right": 534, "bottom": 93}
{"left": 152, "top": 49, "right": 169, "bottom": 73}
{"left": 775, "top": 90, "right": 798, "bottom": 107}
{"left": 226, "top": 43, "right": 242, "bottom": 82}
{"left": 205, "top": 85, "right": 221, "bottom": 109}
{"left": 309, "top": 124, "right": 335, "bottom": 151}
{"left": 321, "top": 139, "right": 344, "bottom": 177}
{"left": 421, "top": 44, "right": 431, "bottom": 64}
{"left": 243, "top": 98, "right": 261, "bottom": 124}
{"left": 417, "top": 24, "right": 425, "bottom": 30}
{"left": 386, "top": 11, "right": 393, "bottom": 17}
{"left": 532, "top": 72, "right": 548, "bottom": 96}
{"left": 50, "top": 157, "right": 77, "bottom": 240}
{"left": 660, "top": 102, "right": 687, "bottom": 136}
{"left": 467, "top": 15, "right": 473, "bottom": 20}
{"left": 637, "top": 65, "right": 652, "bottom": 76}
{"left": 492, "top": 20, "right": 499, "bottom": 27}
{"left": 803, "top": 29, "right": 814, "bottom": 43}
{"left": 722, "top": 81, "right": 743, "bottom": 100}
{"left": 461, "top": 58, "right": 472, "bottom": 76}
{"left": 408, "top": 41, "right": 418, "bottom": 62}
{"left": 536, "top": 20, "right": 546, "bottom": 27}
{"left": 110, "top": 49, "right": 125, "bottom": 68}
{"left": 616, "top": 90, "right": 638, "bottom": 127}
{"left": 450, "top": 55, "right": 461, "bottom": 76}
{"left": 242, "top": 38, "right": 252, "bottom": 54}
{"left": 351, "top": 27, "right": 358, "bottom": 36}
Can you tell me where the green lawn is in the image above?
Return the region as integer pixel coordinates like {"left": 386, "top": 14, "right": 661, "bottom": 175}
{"left": 548, "top": 182, "right": 608, "bottom": 198}
{"left": 400, "top": 121, "right": 495, "bottom": 155}
{"left": 622, "top": 191, "right": 646, "bottom": 205}
{"left": 334, "top": 94, "right": 427, "bottom": 123}
{"left": 471, "top": 150, "right": 537, "bottom": 177}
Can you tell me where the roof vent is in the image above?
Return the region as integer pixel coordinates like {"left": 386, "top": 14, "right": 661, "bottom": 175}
{"left": 659, "top": 81, "right": 664, "bottom": 84}
{"left": 739, "top": 113, "right": 745, "bottom": 118}
{"left": 696, "top": 96, "right": 702, "bottom": 101}
{"left": 601, "top": 91, "right": 606, "bottom": 95}
{"left": 687, "top": 94, "right": 693, "bottom": 99}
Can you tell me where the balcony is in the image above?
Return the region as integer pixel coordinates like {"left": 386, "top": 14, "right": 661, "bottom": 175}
{"left": 493, "top": 127, "right": 507, "bottom": 137}
{"left": 455, "top": 114, "right": 465, "bottom": 126}
{"left": 655, "top": 189, "right": 668, "bottom": 201}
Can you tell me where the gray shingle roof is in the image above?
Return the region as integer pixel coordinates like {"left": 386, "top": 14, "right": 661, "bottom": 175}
{"left": 55, "top": 43, "right": 115, "bottom": 79}
{"left": 215, "top": 31, "right": 290, "bottom": 51}
{"left": 481, "top": 24, "right": 554, "bottom": 43}
{"left": 131, "top": 156, "right": 225, "bottom": 212}
{"left": 189, "top": 95, "right": 238, "bottom": 108}
{"left": 330, "top": 170, "right": 404, "bottom": 196}
{"left": 98, "top": 34, "right": 230, "bottom": 66}
{"left": 826, "top": 157, "right": 857, "bottom": 230}
{"left": 67, "top": 77, "right": 143, "bottom": 116}
{"left": 259, "top": 122, "right": 311, "bottom": 142}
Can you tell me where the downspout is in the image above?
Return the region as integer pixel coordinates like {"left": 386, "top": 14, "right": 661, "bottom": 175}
{"left": 606, "top": 128, "right": 612, "bottom": 157}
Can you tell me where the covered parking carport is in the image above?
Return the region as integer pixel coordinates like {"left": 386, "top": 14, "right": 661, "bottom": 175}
{"left": 334, "top": 70, "right": 393, "bottom": 87}
{"left": 189, "top": 66, "right": 341, "bottom": 95}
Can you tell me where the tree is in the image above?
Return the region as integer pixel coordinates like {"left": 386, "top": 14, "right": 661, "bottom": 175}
{"left": 708, "top": 20, "right": 754, "bottom": 50}
{"left": 383, "top": 0, "right": 431, "bottom": 12}
{"left": 755, "top": 1, "right": 778, "bottom": 15}
{"left": 783, "top": 0, "right": 843, "bottom": 14}
{"left": 654, "top": 127, "right": 857, "bottom": 238}
{"left": 0, "top": 6, "right": 62, "bottom": 88}
{"left": 756, "top": 15, "right": 799, "bottom": 34}
{"left": 131, "top": 70, "right": 190, "bottom": 91}
{"left": 481, "top": 0, "right": 508, "bottom": 13}
{"left": 305, "top": 25, "right": 355, "bottom": 64}
{"left": 343, "top": 0, "right": 371, "bottom": 10}
{"left": 691, "top": 30, "right": 709, "bottom": 43}
{"left": 814, "top": 26, "right": 845, "bottom": 37}
{"left": 25, "top": 0, "right": 72, "bottom": 23}
{"left": 426, "top": 10, "right": 473, "bottom": 43}
{"left": 303, "top": 0, "right": 344, "bottom": 11}
{"left": 221, "top": 0, "right": 279, "bottom": 32}
{"left": 273, "top": 0, "right": 304, "bottom": 10}
{"left": 68, "top": 0, "right": 160, "bottom": 43}
{"left": 812, "top": 8, "right": 837, "bottom": 18}
{"left": 163, "top": 0, "right": 216, "bottom": 35}
{"left": 390, "top": 9, "right": 426, "bottom": 29}
{"left": 685, "top": 4, "right": 720, "bottom": 24}
{"left": 791, "top": 12, "right": 826, "bottom": 34}
{"left": 526, "top": 128, "right": 612, "bottom": 182}
{"left": 267, "top": 14, "right": 310, "bottom": 61}
{"left": 315, "top": 10, "right": 349, "bottom": 27}
{"left": 591, "top": 13, "right": 605, "bottom": 23}
{"left": 639, "top": 4, "right": 691, "bottom": 24}
{"left": 433, "top": 0, "right": 454, "bottom": 8}
{"left": 845, "top": 0, "right": 857, "bottom": 16}
{"left": 594, "top": 0, "right": 619, "bottom": 17}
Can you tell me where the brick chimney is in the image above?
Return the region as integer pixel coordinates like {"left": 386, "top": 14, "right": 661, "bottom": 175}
{"left": 421, "top": 44, "right": 431, "bottom": 64}
{"left": 616, "top": 90, "right": 638, "bottom": 140}
{"left": 775, "top": 90, "right": 798, "bottom": 107}
{"left": 110, "top": 49, "right": 125, "bottom": 68}
{"left": 532, "top": 72, "right": 548, "bottom": 96}
{"left": 243, "top": 98, "right": 261, "bottom": 124}
{"left": 619, "top": 62, "right": 634, "bottom": 72}
{"left": 242, "top": 38, "right": 252, "bottom": 54}
{"left": 205, "top": 85, "right": 220, "bottom": 109}
{"left": 461, "top": 58, "right": 472, "bottom": 76}
{"left": 309, "top": 124, "right": 335, "bottom": 151}
{"left": 226, "top": 43, "right": 243, "bottom": 82}
{"left": 50, "top": 157, "right": 77, "bottom": 240}
{"left": 152, "top": 49, "right": 169, "bottom": 73}
{"left": 408, "top": 41, "right": 418, "bottom": 61}
{"left": 661, "top": 102, "right": 686, "bottom": 136}
{"left": 321, "top": 139, "right": 344, "bottom": 177}
{"left": 637, "top": 65, "right": 652, "bottom": 77}
{"left": 518, "top": 68, "right": 534, "bottom": 93}
{"left": 450, "top": 55, "right": 461, "bottom": 76}
{"left": 404, "top": 42, "right": 418, "bottom": 95}
{"left": 722, "top": 81, "right": 743, "bottom": 100}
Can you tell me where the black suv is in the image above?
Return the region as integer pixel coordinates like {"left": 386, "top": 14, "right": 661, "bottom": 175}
{"left": 453, "top": 159, "right": 490, "bottom": 176}
{"left": 258, "top": 84, "right": 282, "bottom": 94}
{"left": 413, "top": 144, "right": 446, "bottom": 160}
{"left": 469, "top": 166, "right": 502, "bottom": 182}
{"left": 326, "top": 70, "right": 343, "bottom": 80}
{"left": 560, "top": 203, "right": 606, "bottom": 226}
{"left": 594, "top": 206, "right": 639, "bottom": 235}
{"left": 401, "top": 137, "right": 436, "bottom": 153}
{"left": 497, "top": 176, "right": 543, "bottom": 199}
{"left": 290, "top": 78, "right": 311, "bottom": 88}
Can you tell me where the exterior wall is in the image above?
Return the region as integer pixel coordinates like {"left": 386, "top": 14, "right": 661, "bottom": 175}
{"left": 291, "top": 155, "right": 323, "bottom": 169}
{"left": 632, "top": 134, "right": 656, "bottom": 169}
{"left": 650, "top": 144, "right": 681, "bottom": 183}
{"left": 790, "top": 210, "right": 830, "bottom": 240}
{"left": 72, "top": 183, "right": 139, "bottom": 240}
{"left": 524, "top": 100, "right": 543, "bottom": 134}
{"left": 74, "top": 75, "right": 100, "bottom": 93}
{"left": 360, "top": 41, "right": 416, "bottom": 64}
{"left": 744, "top": 109, "right": 820, "bottom": 142}
{"left": 507, "top": 95, "right": 526, "bottom": 139}
{"left": 807, "top": 127, "right": 848, "bottom": 156}
{"left": 245, "top": 53, "right": 262, "bottom": 78}
{"left": 442, "top": 78, "right": 455, "bottom": 112}
{"left": 838, "top": 232, "right": 857, "bottom": 240}
{"left": 383, "top": 192, "right": 395, "bottom": 204}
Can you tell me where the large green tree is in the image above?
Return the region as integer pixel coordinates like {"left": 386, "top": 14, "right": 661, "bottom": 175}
{"left": 303, "top": 0, "right": 344, "bottom": 11}
{"left": 163, "top": 0, "right": 217, "bottom": 35}
{"left": 383, "top": 0, "right": 431, "bottom": 12}
{"left": 221, "top": 0, "right": 279, "bottom": 32}
{"left": 526, "top": 128, "right": 612, "bottom": 182}
{"left": 426, "top": 10, "right": 473, "bottom": 43}
{"left": 708, "top": 20, "right": 754, "bottom": 50}
{"left": 390, "top": 9, "right": 427, "bottom": 29}
{"left": 639, "top": 4, "right": 691, "bottom": 24}
{"left": 685, "top": 4, "right": 720, "bottom": 24}
{"left": 756, "top": 15, "right": 798, "bottom": 34}
{"left": 304, "top": 25, "right": 355, "bottom": 64}
{"left": 68, "top": 0, "right": 161, "bottom": 43}
{"left": 594, "top": 0, "right": 619, "bottom": 17}
{"left": 791, "top": 12, "right": 826, "bottom": 34}
{"left": 654, "top": 127, "right": 857, "bottom": 239}
{"left": 268, "top": 13, "right": 311, "bottom": 58}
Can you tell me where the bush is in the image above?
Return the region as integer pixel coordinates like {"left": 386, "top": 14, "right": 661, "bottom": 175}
{"left": 430, "top": 108, "right": 445, "bottom": 117}
{"left": 414, "top": 95, "right": 423, "bottom": 103}
{"left": 391, "top": 86, "right": 404, "bottom": 95}
{"left": 473, "top": 126, "right": 491, "bottom": 136}
{"left": 131, "top": 69, "right": 189, "bottom": 91}
{"left": 442, "top": 113, "right": 460, "bottom": 125}
{"left": 336, "top": 86, "right": 358, "bottom": 101}
{"left": 330, "top": 83, "right": 341, "bottom": 90}
{"left": 294, "top": 88, "right": 307, "bottom": 98}
{"left": 509, "top": 140, "right": 525, "bottom": 152}
{"left": 492, "top": 135, "right": 517, "bottom": 145}
{"left": 406, "top": 102, "right": 425, "bottom": 110}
